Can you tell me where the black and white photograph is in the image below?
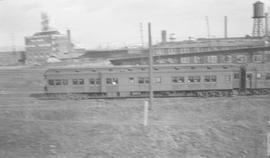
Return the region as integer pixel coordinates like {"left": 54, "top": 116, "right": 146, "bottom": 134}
{"left": 0, "top": 0, "right": 270, "bottom": 157}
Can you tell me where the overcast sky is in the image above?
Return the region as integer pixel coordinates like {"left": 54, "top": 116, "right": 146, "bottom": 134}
{"left": 0, "top": 0, "right": 268, "bottom": 50}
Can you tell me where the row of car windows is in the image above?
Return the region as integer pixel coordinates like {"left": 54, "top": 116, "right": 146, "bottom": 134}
{"left": 233, "top": 73, "right": 270, "bottom": 80}
{"left": 154, "top": 52, "right": 265, "bottom": 64}
{"left": 48, "top": 75, "right": 225, "bottom": 86}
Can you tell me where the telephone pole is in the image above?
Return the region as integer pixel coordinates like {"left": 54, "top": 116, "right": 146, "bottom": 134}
{"left": 205, "top": 16, "right": 210, "bottom": 38}
{"left": 148, "top": 22, "right": 153, "bottom": 110}
{"left": 140, "top": 22, "right": 144, "bottom": 47}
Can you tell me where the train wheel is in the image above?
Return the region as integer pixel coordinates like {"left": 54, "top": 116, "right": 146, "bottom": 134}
{"left": 202, "top": 91, "right": 207, "bottom": 97}
{"left": 208, "top": 91, "right": 214, "bottom": 97}
{"left": 221, "top": 91, "right": 225, "bottom": 97}
{"left": 197, "top": 92, "right": 203, "bottom": 97}
{"left": 59, "top": 94, "right": 67, "bottom": 100}
{"left": 214, "top": 91, "right": 219, "bottom": 97}
{"left": 261, "top": 89, "right": 266, "bottom": 95}
{"left": 217, "top": 91, "right": 223, "bottom": 97}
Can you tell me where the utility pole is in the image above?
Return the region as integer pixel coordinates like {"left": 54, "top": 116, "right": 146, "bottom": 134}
{"left": 267, "top": 132, "right": 270, "bottom": 158}
{"left": 140, "top": 22, "right": 144, "bottom": 48}
{"left": 11, "top": 33, "right": 16, "bottom": 54}
{"left": 224, "top": 16, "right": 228, "bottom": 38}
{"left": 265, "top": 13, "right": 269, "bottom": 37}
{"left": 148, "top": 22, "right": 153, "bottom": 110}
{"left": 205, "top": 16, "right": 210, "bottom": 38}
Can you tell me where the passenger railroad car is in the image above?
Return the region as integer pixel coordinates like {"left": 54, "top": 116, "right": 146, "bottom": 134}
{"left": 44, "top": 64, "right": 238, "bottom": 98}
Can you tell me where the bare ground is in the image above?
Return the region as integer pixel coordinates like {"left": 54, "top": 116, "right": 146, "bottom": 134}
{"left": 0, "top": 67, "right": 269, "bottom": 158}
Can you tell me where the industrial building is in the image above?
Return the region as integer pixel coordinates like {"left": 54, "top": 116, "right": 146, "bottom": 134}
{"left": 110, "top": 45, "right": 270, "bottom": 65}
{"left": 24, "top": 13, "right": 74, "bottom": 64}
{"left": 0, "top": 51, "right": 25, "bottom": 66}
{"left": 110, "top": 1, "right": 270, "bottom": 66}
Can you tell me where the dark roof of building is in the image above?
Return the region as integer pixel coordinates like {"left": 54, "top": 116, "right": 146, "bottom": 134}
{"left": 33, "top": 30, "right": 60, "bottom": 36}
{"left": 45, "top": 63, "right": 237, "bottom": 75}
{"left": 110, "top": 46, "right": 270, "bottom": 62}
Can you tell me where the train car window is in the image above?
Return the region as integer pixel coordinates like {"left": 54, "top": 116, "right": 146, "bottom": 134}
{"left": 48, "top": 80, "right": 54, "bottom": 85}
{"left": 78, "top": 79, "right": 84, "bottom": 85}
{"left": 155, "top": 77, "right": 161, "bottom": 83}
{"left": 266, "top": 73, "right": 270, "bottom": 80}
{"left": 89, "top": 78, "right": 95, "bottom": 85}
{"left": 178, "top": 77, "right": 185, "bottom": 83}
{"left": 73, "top": 79, "right": 84, "bottom": 85}
{"left": 180, "top": 57, "right": 190, "bottom": 64}
{"left": 106, "top": 78, "right": 118, "bottom": 85}
{"left": 63, "top": 79, "right": 68, "bottom": 85}
{"left": 224, "top": 55, "right": 232, "bottom": 63}
{"left": 236, "top": 55, "right": 247, "bottom": 63}
{"left": 207, "top": 56, "right": 217, "bottom": 63}
{"left": 188, "top": 76, "right": 200, "bottom": 83}
{"left": 106, "top": 78, "right": 112, "bottom": 84}
{"left": 193, "top": 56, "right": 200, "bottom": 64}
{"left": 172, "top": 77, "right": 177, "bottom": 83}
{"left": 89, "top": 78, "right": 101, "bottom": 85}
{"left": 145, "top": 78, "right": 150, "bottom": 84}
{"left": 112, "top": 78, "right": 118, "bottom": 85}
{"left": 211, "top": 76, "right": 217, "bottom": 82}
{"left": 204, "top": 76, "right": 211, "bottom": 82}
{"left": 234, "top": 73, "right": 240, "bottom": 79}
{"left": 188, "top": 76, "right": 194, "bottom": 83}
{"left": 256, "top": 73, "right": 262, "bottom": 79}
{"left": 96, "top": 78, "right": 101, "bottom": 85}
{"left": 138, "top": 77, "right": 144, "bottom": 84}
{"left": 138, "top": 77, "right": 149, "bottom": 84}
{"left": 129, "top": 77, "right": 135, "bottom": 84}
{"left": 55, "top": 80, "right": 61, "bottom": 85}
{"left": 72, "top": 79, "right": 78, "bottom": 85}
{"left": 172, "top": 76, "right": 185, "bottom": 83}
{"left": 253, "top": 55, "right": 263, "bottom": 62}
{"left": 225, "top": 75, "right": 231, "bottom": 82}
{"left": 194, "top": 76, "right": 201, "bottom": 82}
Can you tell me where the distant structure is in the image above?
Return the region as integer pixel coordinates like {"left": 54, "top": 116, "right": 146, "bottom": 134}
{"left": 24, "top": 13, "right": 76, "bottom": 64}
{"left": 265, "top": 12, "right": 269, "bottom": 36}
{"left": 205, "top": 16, "right": 210, "bottom": 38}
{"left": 224, "top": 16, "right": 228, "bottom": 38}
{"left": 161, "top": 30, "right": 167, "bottom": 43}
{"left": 110, "top": 1, "right": 270, "bottom": 66}
{"left": 139, "top": 23, "right": 144, "bottom": 47}
{"left": 41, "top": 12, "right": 49, "bottom": 31}
{"left": 253, "top": 1, "right": 265, "bottom": 37}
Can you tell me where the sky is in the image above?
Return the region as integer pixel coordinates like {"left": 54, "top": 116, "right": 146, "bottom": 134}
{"left": 0, "top": 0, "right": 268, "bottom": 50}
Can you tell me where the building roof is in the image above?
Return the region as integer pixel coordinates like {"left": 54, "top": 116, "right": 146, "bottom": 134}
{"left": 44, "top": 63, "right": 237, "bottom": 75}
{"left": 33, "top": 30, "right": 60, "bottom": 36}
{"left": 110, "top": 46, "right": 270, "bottom": 64}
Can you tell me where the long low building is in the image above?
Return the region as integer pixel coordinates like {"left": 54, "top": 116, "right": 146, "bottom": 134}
{"left": 0, "top": 51, "right": 25, "bottom": 66}
{"left": 110, "top": 46, "right": 270, "bottom": 65}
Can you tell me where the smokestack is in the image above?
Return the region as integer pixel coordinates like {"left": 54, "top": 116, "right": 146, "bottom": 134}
{"left": 161, "top": 30, "right": 167, "bottom": 43}
{"left": 224, "top": 16, "right": 228, "bottom": 38}
{"left": 67, "top": 29, "right": 71, "bottom": 43}
{"left": 67, "top": 29, "right": 71, "bottom": 52}
{"left": 265, "top": 13, "right": 269, "bottom": 36}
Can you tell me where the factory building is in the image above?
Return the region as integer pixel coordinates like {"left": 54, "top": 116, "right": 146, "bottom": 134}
{"left": 154, "top": 31, "right": 269, "bottom": 56}
{"left": 110, "top": 46, "right": 270, "bottom": 65}
{"left": 0, "top": 51, "right": 25, "bottom": 66}
{"left": 24, "top": 13, "right": 73, "bottom": 64}
{"left": 110, "top": 29, "right": 270, "bottom": 65}
{"left": 110, "top": 1, "right": 270, "bottom": 66}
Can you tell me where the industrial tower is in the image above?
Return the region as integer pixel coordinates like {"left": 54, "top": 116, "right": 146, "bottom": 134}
{"left": 252, "top": 1, "right": 265, "bottom": 37}
{"left": 41, "top": 12, "right": 50, "bottom": 31}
